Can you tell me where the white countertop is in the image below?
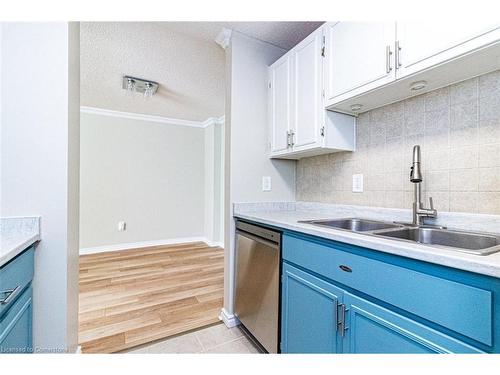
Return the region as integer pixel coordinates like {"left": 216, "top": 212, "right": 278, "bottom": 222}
{"left": 233, "top": 202, "right": 500, "bottom": 279}
{"left": 0, "top": 217, "right": 41, "bottom": 267}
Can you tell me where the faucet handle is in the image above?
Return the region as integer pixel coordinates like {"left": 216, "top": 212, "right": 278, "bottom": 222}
{"left": 429, "top": 196, "right": 434, "bottom": 210}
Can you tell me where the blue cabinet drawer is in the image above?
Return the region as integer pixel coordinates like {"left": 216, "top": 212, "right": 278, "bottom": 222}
{"left": 283, "top": 234, "right": 492, "bottom": 346}
{"left": 0, "top": 247, "right": 35, "bottom": 318}
{"left": 0, "top": 286, "right": 33, "bottom": 353}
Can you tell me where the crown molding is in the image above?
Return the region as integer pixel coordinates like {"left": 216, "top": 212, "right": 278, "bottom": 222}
{"left": 203, "top": 115, "right": 225, "bottom": 127}
{"left": 80, "top": 106, "right": 224, "bottom": 128}
{"left": 215, "top": 28, "right": 232, "bottom": 50}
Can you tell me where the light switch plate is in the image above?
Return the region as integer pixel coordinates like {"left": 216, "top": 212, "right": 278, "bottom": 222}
{"left": 118, "top": 221, "right": 127, "bottom": 231}
{"left": 262, "top": 176, "right": 272, "bottom": 192}
{"left": 352, "top": 174, "right": 363, "bottom": 193}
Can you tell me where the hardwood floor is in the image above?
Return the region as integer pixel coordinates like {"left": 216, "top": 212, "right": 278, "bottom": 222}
{"left": 78, "top": 242, "right": 224, "bottom": 353}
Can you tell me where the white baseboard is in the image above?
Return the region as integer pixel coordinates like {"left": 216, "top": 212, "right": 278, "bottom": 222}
{"left": 204, "top": 240, "right": 224, "bottom": 248}
{"left": 219, "top": 308, "right": 240, "bottom": 328}
{"left": 79, "top": 236, "right": 210, "bottom": 255}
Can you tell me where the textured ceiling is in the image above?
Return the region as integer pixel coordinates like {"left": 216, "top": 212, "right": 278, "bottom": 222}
{"left": 80, "top": 22, "right": 324, "bottom": 120}
{"left": 164, "top": 22, "right": 325, "bottom": 50}
{"left": 80, "top": 22, "right": 226, "bottom": 121}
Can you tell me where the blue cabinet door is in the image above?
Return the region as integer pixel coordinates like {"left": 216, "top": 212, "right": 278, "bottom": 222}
{"left": 281, "top": 263, "right": 343, "bottom": 353}
{"left": 342, "top": 292, "right": 483, "bottom": 353}
{"left": 0, "top": 286, "right": 33, "bottom": 354}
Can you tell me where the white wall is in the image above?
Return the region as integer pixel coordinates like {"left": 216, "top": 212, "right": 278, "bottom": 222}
{"left": 0, "top": 22, "right": 80, "bottom": 352}
{"left": 223, "top": 32, "right": 296, "bottom": 317}
{"left": 204, "top": 120, "right": 224, "bottom": 246}
{"left": 79, "top": 112, "right": 209, "bottom": 249}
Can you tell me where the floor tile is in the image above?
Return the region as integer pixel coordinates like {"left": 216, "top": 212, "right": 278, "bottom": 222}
{"left": 129, "top": 331, "right": 204, "bottom": 354}
{"left": 122, "top": 323, "right": 261, "bottom": 354}
{"left": 202, "top": 336, "right": 260, "bottom": 354}
{"left": 194, "top": 323, "right": 244, "bottom": 351}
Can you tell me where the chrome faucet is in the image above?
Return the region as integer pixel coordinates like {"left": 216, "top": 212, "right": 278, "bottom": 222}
{"left": 410, "top": 145, "right": 437, "bottom": 225}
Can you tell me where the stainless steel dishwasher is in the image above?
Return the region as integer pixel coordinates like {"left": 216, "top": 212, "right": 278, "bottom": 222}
{"left": 235, "top": 220, "right": 281, "bottom": 353}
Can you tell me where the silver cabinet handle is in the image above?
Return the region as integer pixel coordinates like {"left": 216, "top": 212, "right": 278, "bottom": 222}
{"left": 0, "top": 285, "right": 21, "bottom": 305}
{"left": 286, "top": 130, "right": 291, "bottom": 148}
{"left": 386, "top": 45, "right": 393, "bottom": 73}
{"left": 395, "top": 40, "right": 402, "bottom": 68}
{"left": 337, "top": 303, "right": 349, "bottom": 337}
{"left": 290, "top": 130, "right": 295, "bottom": 147}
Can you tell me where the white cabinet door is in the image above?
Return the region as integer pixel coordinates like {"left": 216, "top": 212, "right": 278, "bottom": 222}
{"left": 324, "top": 22, "right": 396, "bottom": 106}
{"left": 396, "top": 22, "right": 500, "bottom": 78}
{"left": 269, "top": 55, "right": 292, "bottom": 154}
{"left": 292, "top": 28, "right": 324, "bottom": 151}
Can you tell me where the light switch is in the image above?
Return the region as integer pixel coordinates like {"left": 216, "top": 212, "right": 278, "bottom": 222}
{"left": 352, "top": 174, "right": 363, "bottom": 193}
{"left": 118, "top": 221, "right": 127, "bottom": 231}
{"left": 262, "top": 176, "right": 272, "bottom": 192}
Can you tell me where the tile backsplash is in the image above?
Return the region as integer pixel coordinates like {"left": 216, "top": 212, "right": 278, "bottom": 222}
{"left": 296, "top": 69, "right": 500, "bottom": 215}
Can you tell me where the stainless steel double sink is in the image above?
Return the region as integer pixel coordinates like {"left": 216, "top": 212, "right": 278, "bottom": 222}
{"left": 299, "top": 218, "right": 500, "bottom": 256}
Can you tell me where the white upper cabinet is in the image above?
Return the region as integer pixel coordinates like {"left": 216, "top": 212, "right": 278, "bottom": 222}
{"left": 268, "top": 27, "right": 355, "bottom": 159}
{"left": 324, "top": 21, "right": 500, "bottom": 114}
{"left": 396, "top": 22, "right": 500, "bottom": 78}
{"left": 269, "top": 54, "right": 292, "bottom": 154}
{"left": 291, "top": 28, "right": 323, "bottom": 151}
{"left": 324, "top": 22, "right": 396, "bottom": 107}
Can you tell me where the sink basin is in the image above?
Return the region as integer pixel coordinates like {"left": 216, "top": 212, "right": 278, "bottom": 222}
{"left": 375, "top": 227, "right": 500, "bottom": 255}
{"left": 300, "top": 218, "right": 403, "bottom": 232}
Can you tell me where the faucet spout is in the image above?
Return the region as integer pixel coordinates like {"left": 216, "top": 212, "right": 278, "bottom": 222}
{"left": 409, "top": 145, "right": 437, "bottom": 226}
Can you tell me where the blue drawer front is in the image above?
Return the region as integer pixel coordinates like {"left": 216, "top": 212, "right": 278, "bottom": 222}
{"left": 283, "top": 234, "right": 493, "bottom": 346}
{"left": 0, "top": 286, "right": 33, "bottom": 353}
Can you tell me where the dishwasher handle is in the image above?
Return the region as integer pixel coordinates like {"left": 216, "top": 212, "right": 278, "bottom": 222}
{"left": 236, "top": 229, "right": 280, "bottom": 250}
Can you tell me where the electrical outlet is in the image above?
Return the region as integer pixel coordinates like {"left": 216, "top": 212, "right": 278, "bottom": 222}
{"left": 352, "top": 174, "right": 364, "bottom": 193}
{"left": 118, "top": 221, "right": 127, "bottom": 231}
{"left": 262, "top": 176, "right": 272, "bottom": 192}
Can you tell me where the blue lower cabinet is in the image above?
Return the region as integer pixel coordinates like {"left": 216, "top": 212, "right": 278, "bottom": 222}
{"left": 278, "top": 231, "right": 500, "bottom": 353}
{"left": 0, "top": 247, "right": 35, "bottom": 354}
{"left": 342, "top": 292, "right": 483, "bottom": 353}
{"left": 0, "top": 286, "right": 33, "bottom": 354}
{"left": 281, "top": 263, "right": 342, "bottom": 353}
{"left": 281, "top": 262, "right": 485, "bottom": 353}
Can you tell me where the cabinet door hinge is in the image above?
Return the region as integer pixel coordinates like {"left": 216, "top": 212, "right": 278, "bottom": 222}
{"left": 321, "top": 35, "right": 325, "bottom": 57}
{"left": 268, "top": 81, "right": 271, "bottom": 89}
{"left": 320, "top": 126, "right": 325, "bottom": 137}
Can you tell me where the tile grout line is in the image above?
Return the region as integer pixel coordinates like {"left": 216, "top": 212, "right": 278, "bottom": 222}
{"left": 194, "top": 332, "right": 206, "bottom": 352}
{"left": 200, "top": 336, "right": 247, "bottom": 353}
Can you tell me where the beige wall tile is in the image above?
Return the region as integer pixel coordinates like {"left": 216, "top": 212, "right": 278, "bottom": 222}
{"left": 425, "top": 86, "right": 450, "bottom": 112}
{"left": 449, "top": 192, "right": 479, "bottom": 213}
{"left": 295, "top": 70, "right": 500, "bottom": 214}
{"left": 479, "top": 168, "right": 500, "bottom": 192}
{"left": 479, "top": 70, "right": 500, "bottom": 98}
{"left": 449, "top": 146, "right": 479, "bottom": 169}
{"left": 426, "top": 170, "right": 449, "bottom": 192}
{"left": 451, "top": 77, "right": 478, "bottom": 105}
{"left": 478, "top": 192, "right": 500, "bottom": 215}
{"left": 449, "top": 168, "right": 479, "bottom": 192}
{"left": 384, "top": 191, "right": 404, "bottom": 208}
{"left": 479, "top": 144, "right": 500, "bottom": 167}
